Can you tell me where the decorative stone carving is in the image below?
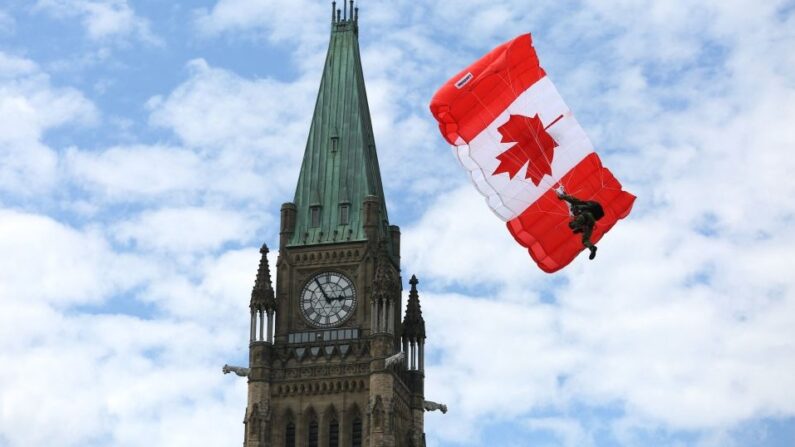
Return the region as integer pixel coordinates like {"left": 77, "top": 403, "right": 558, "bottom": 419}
{"left": 223, "top": 364, "right": 250, "bottom": 377}
{"left": 423, "top": 400, "right": 448, "bottom": 414}
{"left": 370, "top": 395, "right": 384, "bottom": 429}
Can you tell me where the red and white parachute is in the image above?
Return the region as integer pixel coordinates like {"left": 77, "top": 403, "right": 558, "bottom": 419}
{"left": 429, "top": 34, "right": 635, "bottom": 273}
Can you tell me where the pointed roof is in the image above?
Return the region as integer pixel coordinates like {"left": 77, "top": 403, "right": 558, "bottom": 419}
{"left": 402, "top": 275, "right": 426, "bottom": 340}
{"left": 289, "top": 1, "right": 390, "bottom": 247}
{"left": 251, "top": 244, "right": 276, "bottom": 311}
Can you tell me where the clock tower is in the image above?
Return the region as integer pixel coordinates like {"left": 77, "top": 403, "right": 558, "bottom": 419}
{"left": 240, "top": 3, "right": 428, "bottom": 447}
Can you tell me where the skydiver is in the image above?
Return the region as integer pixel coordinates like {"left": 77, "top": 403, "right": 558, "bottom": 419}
{"left": 556, "top": 188, "right": 604, "bottom": 260}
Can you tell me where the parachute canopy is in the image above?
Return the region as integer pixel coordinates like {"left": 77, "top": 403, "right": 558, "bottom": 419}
{"left": 429, "top": 34, "right": 635, "bottom": 273}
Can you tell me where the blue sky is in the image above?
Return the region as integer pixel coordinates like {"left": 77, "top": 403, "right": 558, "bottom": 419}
{"left": 1, "top": 1, "right": 795, "bottom": 446}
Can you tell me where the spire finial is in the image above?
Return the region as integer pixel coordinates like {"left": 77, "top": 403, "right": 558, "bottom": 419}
{"left": 332, "top": 0, "right": 356, "bottom": 24}
{"left": 251, "top": 243, "right": 276, "bottom": 311}
{"left": 402, "top": 274, "right": 425, "bottom": 340}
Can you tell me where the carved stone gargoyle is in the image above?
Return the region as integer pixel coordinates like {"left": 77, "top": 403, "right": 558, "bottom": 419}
{"left": 423, "top": 400, "right": 447, "bottom": 414}
{"left": 222, "top": 364, "right": 250, "bottom": 377}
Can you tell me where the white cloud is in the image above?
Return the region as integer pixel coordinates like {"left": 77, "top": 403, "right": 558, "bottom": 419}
{"left": 0, "top": 10, "right": 15, "bottom": 35}
{"left": 398, "top": 0, "right": 795, "bottom": 444}
{"left": 403, "top": 185, "right": 543, "bottom": 288}
{"left": 0, "top": 52, "right": 35, "bottom": 77}
{"left": 0, "top": 234, "right": 259, "bottom": 446}
{"left": 525, "top": 417, "right": 594, "bottom": 447}
{"left": 0, "top": 308, "right": 247, "bottom": 447}
{"left": 1, "top": 0, "right": 794, "bottom": 446}
{"left": 144, "top": 58, "right": 320, "bottom": 203}
{"left": 140, "top": 247, "right": 263, "bottom": 324}
{"left": 192, "top": 0, "right": 331, "bottom": 77}
{"left": 0, "top": 210, "right": 151, "bottom": 307}
{"left": 194, "top": 0, "right": 326, "bottom": 43}
{"left": 112, "top": 206, "right": 262, "bottom": 254}
{"left": 63, "top": 54, "right": 327, "bottom": 207}
{"left": 148, "top": 59, "right": 312, "bottom": 154}
{"left": 65, "top": 144, "right": 204, "bottom": 200}
{"left": 34, "top": 0, "right": 159, "bottom": 44}
{"left": 0, "top": 51, "right": 97, "bottom": 195}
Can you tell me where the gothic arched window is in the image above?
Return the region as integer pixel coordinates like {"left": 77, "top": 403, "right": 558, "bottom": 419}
{"left": 285, "top": 422, "right": 295, "bottom": 447}
{"left": 329, "top": 419, "right": 339, "bottom": 447}
{"left": 308, "top": 420, "right": 319, "bottom": 447}
{"left": 351, "top": 417, "right": 362, "bottom": 447}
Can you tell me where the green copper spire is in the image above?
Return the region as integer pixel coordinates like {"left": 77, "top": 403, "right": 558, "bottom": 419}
{"left": 289, "top": 2, "right": 390, "bottom": 247}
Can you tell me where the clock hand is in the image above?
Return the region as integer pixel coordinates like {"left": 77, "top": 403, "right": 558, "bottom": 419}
{"left": 314, "top": 278, "right": 331, "bottom": 304}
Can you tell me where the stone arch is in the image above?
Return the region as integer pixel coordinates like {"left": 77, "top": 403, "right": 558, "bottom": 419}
{"left": 305, "top": 405, "right": 318, "bottom": 421}
{"left": 283, "top": 408, "right": 296, "bottom": 447}
{"left": 348, "top": 402, "right": 362, "bottom": 420}
{"left": 305, "top": 406, "right": 319, "bottom": 447}
{"left": 324, "top": 403, "right": 338, "bottom": 421}
{"left": 349, "top": 403, "right": 363, "bottom": 447}
{"left": 325, "top": 404, "right": 340, "bottom": 447}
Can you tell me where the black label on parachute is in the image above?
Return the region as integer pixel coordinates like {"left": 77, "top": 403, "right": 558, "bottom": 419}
{"left": 455, "top": 72, "right": 473, "bottom": 89}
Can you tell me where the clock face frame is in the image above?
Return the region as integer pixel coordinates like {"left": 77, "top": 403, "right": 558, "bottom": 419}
{"left": 299, "top": 271, "right": 357, "bottom": 328}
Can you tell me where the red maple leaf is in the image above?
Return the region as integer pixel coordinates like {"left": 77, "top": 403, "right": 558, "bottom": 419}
{"left": 493, "top": 114, "right": 560, "bottom": 186}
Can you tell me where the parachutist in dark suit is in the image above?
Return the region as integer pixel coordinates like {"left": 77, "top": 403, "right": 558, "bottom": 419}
{"left": 556, "top": 189, "right": 604, "bottom": 260}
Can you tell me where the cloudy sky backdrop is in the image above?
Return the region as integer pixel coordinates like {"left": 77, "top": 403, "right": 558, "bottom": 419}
{"left": 1, "top": 0, "right": 794, "bottom": 446}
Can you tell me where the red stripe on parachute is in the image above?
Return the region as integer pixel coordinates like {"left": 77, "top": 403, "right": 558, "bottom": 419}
{"left": 429, "top": 34, "right": 635, "bottom": 273}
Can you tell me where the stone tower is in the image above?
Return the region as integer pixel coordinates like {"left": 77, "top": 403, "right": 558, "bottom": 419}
{"left": 242, "top": 3, "right": 428, "bottom": 446}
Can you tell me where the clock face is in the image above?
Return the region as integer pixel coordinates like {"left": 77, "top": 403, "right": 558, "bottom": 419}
{"left": 300, "top": 271, "right": 357, "bottom": 328}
